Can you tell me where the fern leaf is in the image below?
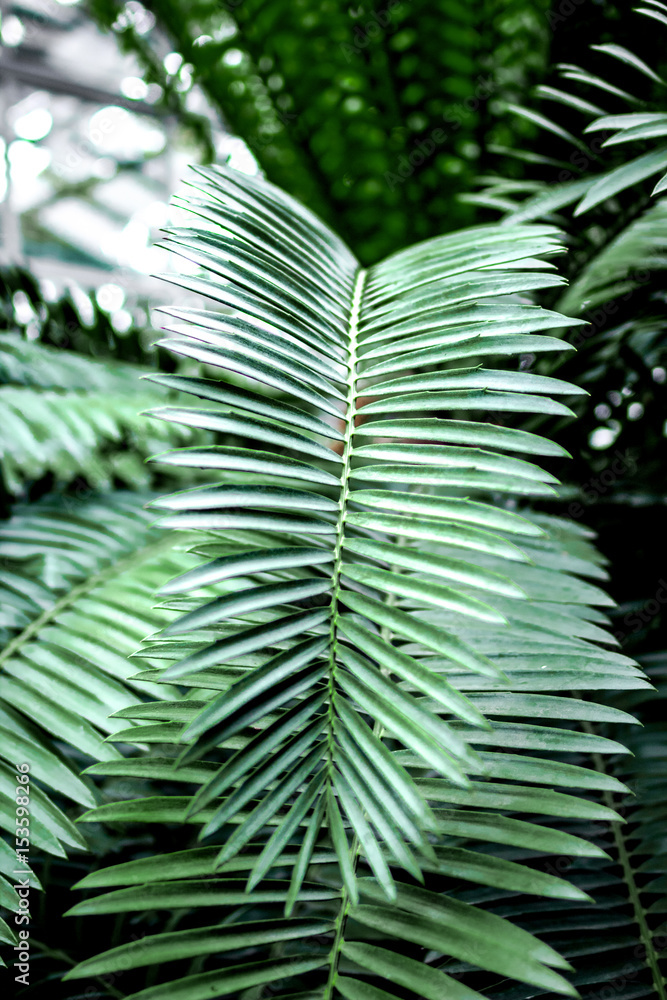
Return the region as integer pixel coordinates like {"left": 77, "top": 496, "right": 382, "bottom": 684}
{"left": 66, "top": 164, "right": 648, "bottom": 997}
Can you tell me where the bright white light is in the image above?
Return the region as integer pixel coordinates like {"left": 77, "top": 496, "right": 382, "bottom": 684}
{"left": 69, "top": 285, "right": 95, "bottom": 327}
{"left": 0, "top": 139, "right": 6, "bottom": 202}
{"left": 176, "top": 64, "right": 194, "bottom": 92}
{"left": 111, "top": 309, "right": 133, "bottom": 332}
{"left": 219, "top": 136, "right": 259, "bottom": 176}
{"left": 164, "top": 52, "right": 183, "bottom": 75}
{"left": 223, "top": 48, "right": 244, "bottom": 67}
{"left": 13, "top": 108, "right": 53, "bottom": 141}
{"left": 139, "top": 200, "right": 170, "bottom": 227}
{"left": 589, "top": 427, "right": 616, "bottom": 450}
{"left": 95, "top": 175, "right": 158, "bottom": 218}
{"left": 115, "top": 237, "right": 165, "bottom": 273}
{"left": 120, "top": 77, "right": 149, "bottom": 100}
{"left": 215, "top": 22, "right": 238, "bottom": 42}
{"left": 124, "top": 218, "right": 150, "bottom": 244}
{"left": 628, "top": 402, "right": 644, "bottom": 421}
{"left": 8, "top": 140, "right": 51, "bottom": 180}
{"left": 39, "top": 279, "right": 58, "bottom": 303}
{"left": 113, "top": 1, "right": 154, "bottom": 33}
{"left": 96, "top": 284, "right": 125, "bottom": 312}
{"left": 13, "top": 291, "right": 36, "bottom": 325}
{"left": 114, "top": 218, "right": 155, "bottom": 270}
{"left": 185, "top": 89, "right": 205, "bottom": 113}
{"left": 89, "top": 106, "right": 166, "bottom": 158}
{"left": 1, "top": 15, "right": 25, "bottom": 45}
{"left": 91, "top": 157, "right": 117, "bottom": 180}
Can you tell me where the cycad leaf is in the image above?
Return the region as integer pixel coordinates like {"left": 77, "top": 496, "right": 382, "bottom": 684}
{"left": 68, "top": 164, "right": 642, "bottom": 998}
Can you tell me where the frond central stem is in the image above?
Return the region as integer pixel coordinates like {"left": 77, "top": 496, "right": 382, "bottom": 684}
{"left": 582, "top": 723, "right": 667, "bottom": 1000}
{"left": 326, "top": 266, "right": 366, "bottom": 769}
{"left": 323, "top": 266, "right": 366, "bottom": 1000}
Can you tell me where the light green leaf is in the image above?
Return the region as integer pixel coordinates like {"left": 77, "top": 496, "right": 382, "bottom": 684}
{"left": 575, "top": 147, "right": 667, "bottom": 215}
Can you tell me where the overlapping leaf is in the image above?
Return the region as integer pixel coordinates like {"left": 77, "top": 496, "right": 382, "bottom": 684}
{"left": 61, "top": 163, "right": 648, "bottom": 998}
{"left": 0, "top": 332, "right": 204, "bottom": 492}
{"left": 0, "top": 492, "right": 202, "bottom": 941}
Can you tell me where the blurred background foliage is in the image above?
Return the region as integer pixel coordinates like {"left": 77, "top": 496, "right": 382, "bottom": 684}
{"left": 1, "top": 0, "right": 667, "bottom": 995}
{"left": 86, "top": 0, "right": 553, "bottom": 263}
{"left": 1, "top": 0, "right": 663, "bottom": 601}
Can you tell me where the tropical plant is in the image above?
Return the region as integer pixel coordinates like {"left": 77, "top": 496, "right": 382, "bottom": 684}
{"left": 440, "top": 13, "right": 667, "bottom": 998}
{"left": 0, "top": 332, "right": 204, "bottom": 494}
{"left": 461, "top": 0, "right": 667, "bottom": 703}
{"left": 473, "top": 646, "right": 667, "bottom": 1000}
{"left": 86, "top": 0, "right": 552, "bottom": 262}
{"left": 0, "top": 321, "right": 214, "bottom": 968}
{"left": 2, "top": 3, "right": 667, "bottom": 998}
{"left": 53, "top": 163, "right": 661, "bottom": 1000}
{"left": 465, "top": 0, "right": 667, "bottom": 503}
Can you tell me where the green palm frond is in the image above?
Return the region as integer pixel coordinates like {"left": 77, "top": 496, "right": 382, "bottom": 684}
{"left": 63, "top": 164, "right": 649, "bottom": 998}
{"left": 0, "top": 492, "right": 202, "bottom": 940}
{"left": 0, "top": 333, "right": 150, "bottom": 391}
{"left": 438, "top": 651, "right": 667, "bottom": 1000}
{"left": 469, "top": 5, "right": 667, "bottom": 226}
{"left": 0, "top": 333, "right": 205, "bottom": 493}
{"left": 461, "top": 5, "right": 667, "bottom": 504}
{"left": 556, "top": 199, "right": 667, "bottom": 316}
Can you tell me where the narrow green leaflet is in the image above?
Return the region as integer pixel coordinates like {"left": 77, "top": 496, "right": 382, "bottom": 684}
{"left": 66, "top": 163, "right": 642, "bottom": 1000}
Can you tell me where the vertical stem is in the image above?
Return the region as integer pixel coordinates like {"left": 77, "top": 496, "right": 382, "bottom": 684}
{"left": 323, "top": 266, "right": 366, "bottom": 998}
{"left": 326, "top": 267, "right": 366, "bottom": 773}
{"left": 581, "top": 717, "right": 666, "bottom": 1000}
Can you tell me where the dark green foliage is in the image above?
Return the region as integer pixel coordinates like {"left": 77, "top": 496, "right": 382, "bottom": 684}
{"left": 0, "top": 302, "right": 211, "bottom": 971}
{"left": 1, "top": 3, "right": 667, "bottom": 998}
{"left": 60, "top": 164, "right": 660, "bottom": 999}
{"left": 468, "top": 4, "right": 667, "bottom": 508}
{"left": 87, "top": 0, "right": 551, "bottom": 262}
